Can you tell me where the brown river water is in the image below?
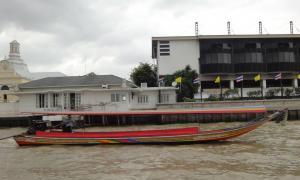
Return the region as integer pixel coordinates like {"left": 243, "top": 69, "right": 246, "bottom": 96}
{"left": 0, "top": 121, "right": 300, "bottom": 180}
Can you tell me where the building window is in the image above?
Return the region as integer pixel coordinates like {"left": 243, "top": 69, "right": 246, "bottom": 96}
{"left": 266, "top": 52, "right": 295, "bottom": 63}
{"left": 1, "top": 85, "right": 9, "bottom": 90}
{"left": 160, "top": 44, "right": 170, "bottom": 48}
{"left": 51, "top": 93, "right": 60, "bottom": 108}
{"left": 63, "top": 93, "right": 68, "bottom": 109}
{"left": 75, "top": 93, "right": 81, "bottom": 108}
{"left": 203, "top": 53, "right": 231, "bottom": 64}
{"left": 111, "top": 93, "right": 121, "bottom": 102}
{"left": 3, "top": 94, "right": 7, "bottom": 102}
{"left": 160, "top": 41, "right": 170, "bottom": 56}
{"left": 138, "top": 95, "right": 149, "bottom": 103}
{"left": 235, "top": 52, "right": 263, "bottom": 63}
{"left": 36, "top": 93, "right": 48, "bottom": 108}
{"left": 122, "top": 94, "right": 126, "bottom": 101}
{"left": 160, "top": 94, "right": 169, "bottom": 103}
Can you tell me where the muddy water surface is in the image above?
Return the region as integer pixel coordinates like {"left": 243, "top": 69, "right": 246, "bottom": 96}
{"left": 0, "top": 122, "right": 300, "bottom": 180}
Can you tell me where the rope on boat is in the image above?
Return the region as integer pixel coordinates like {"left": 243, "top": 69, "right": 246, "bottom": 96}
{"left": 0, "top": 135, "right": 20, "bottom": 140}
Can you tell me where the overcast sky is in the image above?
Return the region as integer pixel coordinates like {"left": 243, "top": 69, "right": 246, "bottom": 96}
{"left": 0, "top": 0, "right": 299, "bottom": 78}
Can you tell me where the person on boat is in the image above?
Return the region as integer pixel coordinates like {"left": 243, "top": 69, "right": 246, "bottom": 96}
{"left": 27, "top": 120, "right": 47, "bottom": 135}
{"left": 62, "top": 116, "right": 74, "bottom": 133}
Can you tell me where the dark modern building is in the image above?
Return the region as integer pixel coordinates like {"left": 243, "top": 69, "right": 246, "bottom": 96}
{"left": 152, "top": 34, "right": 300, "bottom": 96}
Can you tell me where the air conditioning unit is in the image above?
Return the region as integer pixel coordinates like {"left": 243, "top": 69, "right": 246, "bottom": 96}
{"left": 141, "top": 83, "right": 147, "bottom": 88}
{"left": 101, "top": 84, "right": 108, "bottom": 89}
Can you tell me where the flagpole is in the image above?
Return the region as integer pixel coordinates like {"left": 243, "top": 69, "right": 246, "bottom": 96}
{"left": 280, "top": 78, "right": 283, "bottom": 97}
{"left": 179, "top": 82, "right": 181, "bottom": 92}
{"left": 241, "top": 80, "right": 243, "bottom": 99}
{"left": 220, "top": 82, "right": 222, "bottom": 101}
{"left": 260, "top": 80, "right": 263, "bottom": 99}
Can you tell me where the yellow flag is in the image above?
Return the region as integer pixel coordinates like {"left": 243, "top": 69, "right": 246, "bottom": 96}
{"left": 214, "top": 76, "right": 221, "bottom": 84}
{"left": 254, "top": 74, "right": 261, "bottom": 82}
{"left": 297, "top": 74, "right": 300, "bottom": 79}
{"left": 175, "top": 77, "right": 182, "bottom": 83}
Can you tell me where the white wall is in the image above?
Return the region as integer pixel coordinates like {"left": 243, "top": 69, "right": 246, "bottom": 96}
{"left": 19, "top": 93, "right": 39, "bottom": 112}
{"left": 0, "top": 102, "right": 19, "bottom": 117}
{"left": 82, "top": 90, "right": 131, "bottom": 111}
{"left": 158, "top": 39, "right": 199, "bottom": 75}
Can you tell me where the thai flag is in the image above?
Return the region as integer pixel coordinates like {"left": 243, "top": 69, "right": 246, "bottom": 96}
{"left": 275, "top": 73, "right": 282, "bottom": 80}
{"left": 193, "top": 77, "right": 200, "bottom": 84}
{"left": 235, "top": 75, "right": 243, "bottom": 83}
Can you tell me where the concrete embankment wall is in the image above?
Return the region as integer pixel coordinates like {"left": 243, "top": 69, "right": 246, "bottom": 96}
{"left": 157, "top": 99, "right": 300, "bottom": 120}
{"left": 1, "top": 99, "right": 300, "bottom": 127}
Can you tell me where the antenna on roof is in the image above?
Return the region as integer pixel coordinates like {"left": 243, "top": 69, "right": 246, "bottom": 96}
{"left": 259, "top": 21, "right": 262, "bottom": 34}
{"left": 290, "top": 21, "right": 294, "bottom": 34}
{"left": 227, "top": 21, "right": 231, "bottom": 35}
{"left": 195, "top": 22, "right": 199, "bottom": 36}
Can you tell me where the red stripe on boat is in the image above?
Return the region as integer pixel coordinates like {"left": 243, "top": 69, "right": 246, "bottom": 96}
{"left": 36, "top": 127, "right": 199, "bottom": 138}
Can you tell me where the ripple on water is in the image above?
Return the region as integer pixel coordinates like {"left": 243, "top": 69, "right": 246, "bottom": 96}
{"left": 1, "top": 122, "right": 300, "bottom": 180}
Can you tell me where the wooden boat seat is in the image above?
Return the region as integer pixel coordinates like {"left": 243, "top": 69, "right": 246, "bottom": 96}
{"left": 36, "top": 127, "right": 199, "bottom": 138}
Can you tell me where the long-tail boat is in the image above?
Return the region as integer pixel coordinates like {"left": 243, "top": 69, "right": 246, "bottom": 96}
{"left": 13, "top": 107, "right": 284, "bottom": 146}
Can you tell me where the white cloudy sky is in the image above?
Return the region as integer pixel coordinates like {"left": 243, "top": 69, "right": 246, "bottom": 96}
{"left": 0, "top": 0, "right": 299, "bottom": 78}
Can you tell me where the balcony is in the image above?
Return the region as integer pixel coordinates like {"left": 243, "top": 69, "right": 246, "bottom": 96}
{"left": 267, "top": 62, "right": 300, "bottom": 72}
{"left": 235, "top": 63, "right": 266, "bottom": 73}
{"left": 200, "top": 64, "right": 234, "bottom": 74}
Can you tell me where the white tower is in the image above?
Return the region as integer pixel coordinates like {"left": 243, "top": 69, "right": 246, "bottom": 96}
{"left": 9, "top": 40, "right": 21, "bottom": 59}
{"left": 6, "top": 40, "right": 31, "bottom": 79}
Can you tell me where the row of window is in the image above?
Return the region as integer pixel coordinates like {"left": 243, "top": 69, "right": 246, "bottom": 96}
{"left": 202, "top": 51, "right": 297, "bottom": 64}
{"left": 36, "top": 93, "right": 81, "bottom": 109}
{"left": 204, "top": 42, "right": 295, "bottom": 50}
{"left": 110, "top": 93, "right": 170, "bottom": 103}
{"left": 36, "top": 93, "right": 171, "bottom": 108}
{"left": 202, "top": 53, "right": 232, "bottom": 64}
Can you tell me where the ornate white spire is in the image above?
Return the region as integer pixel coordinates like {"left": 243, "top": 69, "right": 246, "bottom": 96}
{"left": 9, "top": 40, "right": 21, "bottom": 59}
{"left": 6, "top": 40, "right": 31, "bottom": 79}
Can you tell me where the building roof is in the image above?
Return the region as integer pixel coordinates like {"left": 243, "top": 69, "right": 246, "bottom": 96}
{"left": 152, "top": 34, "right": 300, "bottom": 41}
{"left": 19, "top": 73, "right": 136, "bottom": 89}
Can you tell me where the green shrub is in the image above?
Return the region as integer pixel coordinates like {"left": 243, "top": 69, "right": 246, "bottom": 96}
{"left": 205, "top": 95, "right": 219, "bottom": 101}
{"left": 224, "top": 89, "right": 239, "bottom": 99}
{"left": 285, "top": 88, "right": 294, "bottom": 97}
{"left": 183, "top": 97, "right": 196, "bottom": 102}
{"left": 247, "top": 90, "right": 261, "bottom": 98}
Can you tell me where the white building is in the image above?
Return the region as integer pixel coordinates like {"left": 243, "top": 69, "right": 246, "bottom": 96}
{"left": 152, "top": 37, "right": 200, "bottom": 75}
{"left": 17, "top": 73, "right": 177, "bottom": 113}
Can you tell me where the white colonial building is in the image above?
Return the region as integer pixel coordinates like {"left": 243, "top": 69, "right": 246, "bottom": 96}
{"left": 17, "top": 73, "right": 177, "bottom": 113}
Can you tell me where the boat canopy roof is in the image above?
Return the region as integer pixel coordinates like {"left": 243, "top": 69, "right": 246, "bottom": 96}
{"left": 23, "top": 106, "right": 267, "bottom": 116}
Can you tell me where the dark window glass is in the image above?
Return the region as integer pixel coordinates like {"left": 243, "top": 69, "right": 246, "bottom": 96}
{"left": 160, "top": 49, "right": 170, "bottom": 52}
{"left": 160, "top": 53, "right": 170, "bottom": 56}
{"left": 160, "top": 45, "right": 170, "bottom": 48}
{"left": 160, "top": 41, "right": 169, "bottom": 44}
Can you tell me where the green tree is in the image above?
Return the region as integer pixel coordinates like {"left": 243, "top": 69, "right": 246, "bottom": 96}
{"left": 164, "top": 65, "right": 199, "bottom": 102}
{"left": 130, "top": 63, "right": 157, "bottom": 87}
